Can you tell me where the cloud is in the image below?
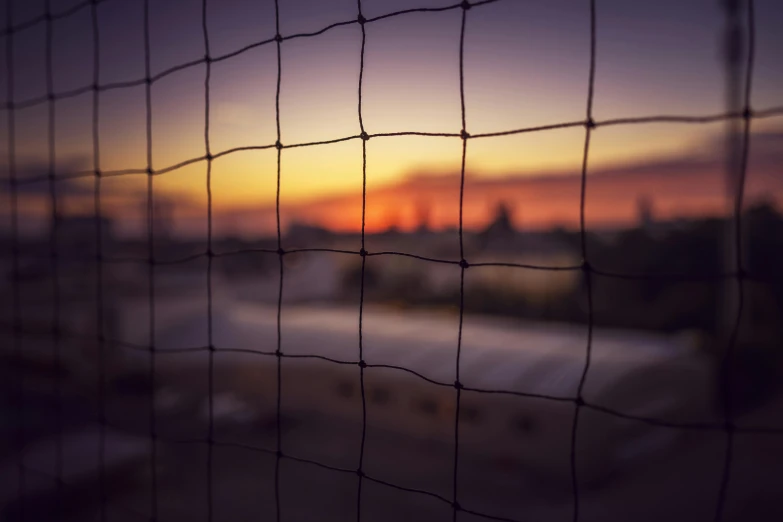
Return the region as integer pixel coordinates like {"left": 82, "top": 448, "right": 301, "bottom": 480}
{"left": 262, "top": 126, "right": 783, "bottom": 232}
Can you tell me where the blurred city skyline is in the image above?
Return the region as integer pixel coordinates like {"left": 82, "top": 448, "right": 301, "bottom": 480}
{"left": 2, "top": 0, "right": 783, "bottom": 237}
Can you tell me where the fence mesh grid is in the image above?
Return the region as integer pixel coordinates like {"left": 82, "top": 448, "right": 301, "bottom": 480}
{"left": 3, "top": 0, "right": 783, "bottom": 521}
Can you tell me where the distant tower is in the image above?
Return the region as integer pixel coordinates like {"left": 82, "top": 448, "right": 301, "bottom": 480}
{"left": 477, "top": 200, "right": 517, "bottom": 253}
{"left": 637, "top": 195, "right": 655, "bottom": 230}
{"left": 416, "top": 199, "right": 431, "bottom": 234}
{"left": 486, "top": 200, "right": 515, "bottom": 236}
{"left": 483, "top": 201, "right": 516, "bottom": 239}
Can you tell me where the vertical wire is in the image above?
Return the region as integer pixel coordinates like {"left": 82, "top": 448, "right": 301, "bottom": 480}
{"left": 89, "top": 1, "right": 107, "bottom": 520}
{"left": 43, "top": 0, "right": 64, "bottom": 509}
{"left": 4, "top": 3, "right": 25, "bottom": 519}
{"left": 273, "top": 2, "right": 284, "bottom": 521}
{"left": 201, "top": 1, "right": 214, "bottom": 520}
{"left": 355, "top": 2, "right": 369, "bottom": 521}
{"left": 142, "top": 0, "right": 158, "bottom": 518}
{"left": 570, "top": 1, "right": 597, "bottom": 521}
{"left": 453, "top": 2, "right": 471, "bottom": 519}
{"left": 714, "top": 1, "right": 755, "bottom": 520}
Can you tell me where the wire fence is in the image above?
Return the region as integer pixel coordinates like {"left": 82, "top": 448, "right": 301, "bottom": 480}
{"left": 3, "top": 0, "right": 783, "bottom": 521}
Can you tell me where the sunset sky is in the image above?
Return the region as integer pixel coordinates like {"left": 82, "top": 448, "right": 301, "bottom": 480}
{"left": 2, "top": 0, "right": 782, "bottom": 236}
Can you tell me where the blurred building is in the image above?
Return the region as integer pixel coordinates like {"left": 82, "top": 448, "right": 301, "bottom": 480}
{"left": 637, "top": 195, "right": 655, "bottom": 230}
{"left": 58, "top": 213, "right": 116, "bottom": 257}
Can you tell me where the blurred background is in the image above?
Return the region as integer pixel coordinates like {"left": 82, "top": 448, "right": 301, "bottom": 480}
{"left": 1, "top": 0, "right": 783, "bottom": 521}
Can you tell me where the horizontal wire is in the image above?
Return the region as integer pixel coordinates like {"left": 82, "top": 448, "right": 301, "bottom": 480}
{"left": 4, "top": 321, "right": 782, "bottom": 434}
{"left": 460, "top": 506, "right": 527, "bottom": 522}
{"left": 4, "top": 248, "right": 772, "bottom": 283}
{"left": 366, "top": 250, "right": 461, "bottom": 265}
{"left": 461, "top": 385, "right": 573, "bottom": 403}
{"left": 363, "top": 474, "right": 453, "bottom": 507}
{"left": 366, "top": 363, "right": 453, "bottom": 388}
{"left": 155, "top": 437, "right": 530, "bottom": 522}
{"left": 11, "top": 106, "right": 783, "bottom": 187}
{"left": 583, "top": 403, "right": 728, "bottom": 431}
{"left": 286, "top": 247, "right": 360, "bottom": 256}
{"left": 22, "top": 407, "right": 764, "bottom": 522}
{"left": 15, "top": 380, "right": 781, "bottom": 445}
{"left": 470, "top": 120, "right": 585, "bottom": 139}
{"left": 10, "top": 409, "right": 521, "bottom": 522}
{"left": 469, "top": 261, "right": 583, "bottom": 271}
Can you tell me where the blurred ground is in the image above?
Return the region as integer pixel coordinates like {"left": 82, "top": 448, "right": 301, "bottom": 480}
{"left": 2, "top": 337, "right": 782, "bottom": 522}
